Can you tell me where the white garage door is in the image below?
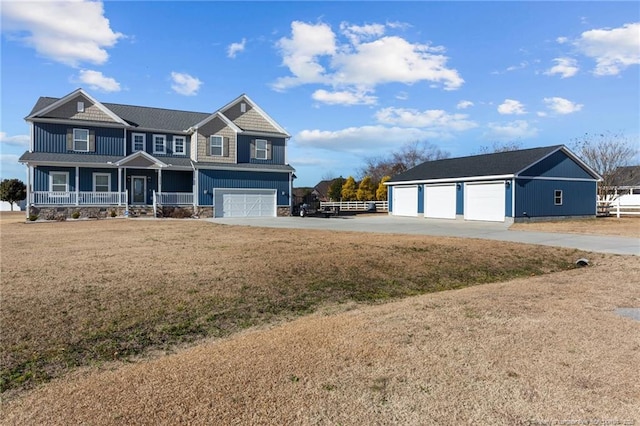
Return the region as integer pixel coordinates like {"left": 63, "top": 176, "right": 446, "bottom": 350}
{"left": 214, "top": 189, "right": 276, "bottom": 218}
{"left": 424, "top": 184, "right": 457, "bottom": 219}
{"left": 465, "top": 182, "right": 505, "bottom": 222}
{"left": 392, "top": 186, "right": 418, "bottom": 217}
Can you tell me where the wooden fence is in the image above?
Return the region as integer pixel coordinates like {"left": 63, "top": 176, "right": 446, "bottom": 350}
{"left": 320, "top": 200, "right": 389, "bottom": 212}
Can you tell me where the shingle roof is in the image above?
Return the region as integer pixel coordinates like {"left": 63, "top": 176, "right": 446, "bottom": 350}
{"left": 389, "top": 145, "right": 564, "bottom": 182}
{"left": 611, "top": 165, "right": 640, "bottom": 187}
{"left": 29, "top": 97, "right": 211, "bottom": 132}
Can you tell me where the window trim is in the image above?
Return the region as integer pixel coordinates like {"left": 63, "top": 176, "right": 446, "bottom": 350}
{"left": 255, "top": 139, "right": 268, "bottom": 160}
{"left": 132, "top": 133, "right": 146, "bottom": 152}
{"left": 173, "top": 136, "right": 186, "bottom": 155}
{"left": 77, "top": 101, "right": 85, "bottom": 112}
{"left": 73, "top": 128, "right": 89, "bottom": 152}
{"left": 554, "top": 189, "right": 563, "bottom": 206}
{"left": 210, "top": 135, "right": 223, "bottom": 157}
{"left": 50, "top": 172, "right": 69, "bottom": 192}
{"left": 153, "top": 134, "right": 166, "bottom": 154}
{"left": 93, "top": 173, "right": 111, "bottom": 193}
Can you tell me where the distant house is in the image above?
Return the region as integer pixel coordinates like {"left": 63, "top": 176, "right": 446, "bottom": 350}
{"left": 385, "top": 145, "right": 601, "bottom": 222}
{"left": 609, "top": 165, "right": 640, "bottom": 195}
{"left": 312, "top": 179, "right": 333, "bottom": 202}
{"left": 0, "top": 201, "right": 22, "bottom": 212}
{"left": 19, "top": 88, "right": 295, "bottom": 218}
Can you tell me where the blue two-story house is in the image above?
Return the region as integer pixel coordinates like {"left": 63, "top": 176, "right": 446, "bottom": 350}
{"left": 19, "top": 89, "right": 295, "bottom": 218}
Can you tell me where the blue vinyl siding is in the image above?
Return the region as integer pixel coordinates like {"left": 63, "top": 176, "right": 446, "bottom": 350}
{"left": 162, "top": 170, "right": 193, "bottom": 192}
{"left": 34, "top": 123, "right": 67, "bottom": 153}
{"left": 33, "top": 123, "right": 124, "bottom": 155}
{"left": 236, "top": 135, "right": 286, "bottom": 164}
{"left": 520, "top": 151, "right": 594, "bottom": 179}
{"left": 505, "top": 180, "right": 513, "bottom": 217}
{"left": 34, "top": 166, "right": 76, "bottom": 191}
{"left": 417, "top": 186, "right": 424, "bottom": 214}
{"left": 515, "top": 179, "right": 597, "bottom": 218}
{"left": 126, "top": 131, "right": 191, "bottom": 157}
{"left": 456, "top": 182, "right": 464, "bottom": 215}
{"left": 79, "top": 168, "right": 117, "bottom": 191}
{"left": 198, "top": 169, "right": 290, "bottom": 206}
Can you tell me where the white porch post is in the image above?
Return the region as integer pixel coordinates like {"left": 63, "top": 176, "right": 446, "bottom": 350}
{"left": 75, "top": 166, "right": 80, "bottom": 206}
{"left": 158, "top": 168, "right": 162, "bottom": 194}
{"left": 192, "top": 169, "right": 197, "bottom": 209}
{"left": 118, "top": 167, "right": 122, "bottom": 206}
{"left": 124, "top": 167, "right": 127, "bottom": 205}
{"left": 25, "top": 165, "right": 31, "bottom": 219}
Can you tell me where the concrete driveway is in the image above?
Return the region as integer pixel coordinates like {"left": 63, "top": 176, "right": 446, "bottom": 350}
{"left": 208, "top": 215, "right": 639, "bottom": 256}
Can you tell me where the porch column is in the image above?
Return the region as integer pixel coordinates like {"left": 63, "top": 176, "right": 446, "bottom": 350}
{"left": 118, "top": 167, "right": 122, "bottom": 206}
{"left": 192, "top": 169, "right": 197, "bottom": 209}
{"left": 75, "top": 166, "right": 80, "bottom": 206}
{"left": 25, "top": 164, "right": 31, "bottom": 219}
{"left": 158, "top": 168, "right": 162, "bottom": 194}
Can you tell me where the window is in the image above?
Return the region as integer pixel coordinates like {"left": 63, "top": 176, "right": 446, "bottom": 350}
{"left": 93, "top": 173, "right": 111, "bottom": 192}
{"left": 240, "top": 102, "right": 246, "bottom": 113}
{"left": 173, "top": 136, "right": 186, "bottom": 155}
{"left": 132, "top": 133, "right": 145, "bottom": 152}
{"left": 77, "top": 101, "right": 84, "bottom": 112}
{"left": 153, "top": 134, "right": 166, "bottom": 154}
{"left": 554, "top": 190, "right": 563, "bottom": 205}
{"left": 210, "top": 135, "right": 223, "bottom": 156}
{"left": 50, "top": 172, "right": 69, "bottom": 192}
{"left": 255, "top": 139, "right": 268, "bottom": 160}
{"left": 73, "top": 128, "right": 89, "bottom": 151}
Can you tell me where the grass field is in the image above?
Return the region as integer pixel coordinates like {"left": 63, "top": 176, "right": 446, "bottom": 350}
{"left": 1, "top": 212, "right": 638, "bottom": 424}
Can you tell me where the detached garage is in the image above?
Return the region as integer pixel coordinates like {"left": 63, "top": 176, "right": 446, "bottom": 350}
{"left": 386, "top": 145, "right": 601, "bottom": 223}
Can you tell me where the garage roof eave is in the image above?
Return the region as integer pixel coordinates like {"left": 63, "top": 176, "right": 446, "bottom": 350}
{"left": 385, "top": 174, "right": 515, "bottom": 185}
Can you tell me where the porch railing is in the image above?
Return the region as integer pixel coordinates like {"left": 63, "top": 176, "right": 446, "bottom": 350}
{"left": 156, "top": 192, "right": 194, "bottom": 205}
{"left": 31, "top": 191, "right": 127, "bottom": 205}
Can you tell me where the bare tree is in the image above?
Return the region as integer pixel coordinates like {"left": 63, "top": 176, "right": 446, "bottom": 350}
{"left": 476, "top": 140, "right": 522, "bottom": 154}
{"left": 359, "top": 141, "right": 450, "bottom": 182}
{"left": 571, "top": 131, "right": 637, "bottom": 199}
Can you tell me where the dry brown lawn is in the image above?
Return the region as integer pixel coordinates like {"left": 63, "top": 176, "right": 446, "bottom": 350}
{"left": 1, "top": 212, "right": 638, "bottom": 424}
{"left": 510, "top": 216, "right": 640, "bottom": 238}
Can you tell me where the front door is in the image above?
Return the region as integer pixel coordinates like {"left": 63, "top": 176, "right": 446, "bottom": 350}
{"left": 132, "top": 176, "right": 146, "bottom": 204}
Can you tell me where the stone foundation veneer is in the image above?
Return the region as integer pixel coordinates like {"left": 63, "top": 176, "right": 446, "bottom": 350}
{"left": 28, "top": 206, "right": 126, "bottom": 220}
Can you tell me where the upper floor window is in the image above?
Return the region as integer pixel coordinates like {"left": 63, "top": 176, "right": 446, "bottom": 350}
{"left": 210, "top": 135, "right": 223, "bottom": 156}
{"left": 554, "top": 190, "right": 563, "bottom": 205}
{"left": 73, "top": 128, "right": 89, "bottom": 152}
{"left": 153, "top": 134, "right": 166, "bottom": 154}
{"left": 50, "top": 172, "right": 69, "bottom": 192}
{"left": 93, "top": 173, "right": 111, "bottom": 192}
{"left": 240, "top": 102, "right": 246, "bottom": 113}
{"left": 77, "top": 101, "right": 85, "bottom": 112}
{"left": 173, "top": 136, "right": 186, "bottom": 155}
{"left": 255, "top": 139, "right": 268, "bottom": 160}
{"left": 132, "top": 133, "right": 145, "bottom": 152}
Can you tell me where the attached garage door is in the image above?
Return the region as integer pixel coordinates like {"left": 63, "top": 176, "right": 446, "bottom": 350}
{"left": 392, "top": 186, "right": 418, "bottom": 217}
{"left": 464, "top": 182, "right": 505, "bottom": 222}
{"left": 424, "top": 184, "right": 456, "bottom": 219}
{"left": 214, "top": 189, "right": 277, "bottom": 218}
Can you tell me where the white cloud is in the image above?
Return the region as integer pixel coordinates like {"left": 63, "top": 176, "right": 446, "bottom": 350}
{"left": 456, "top": 100, "right": 474, "bottom": 109}
{"left": 497, "top": 99, "right": 526, "bottom": 115}
{"left": 170, "top": 72, "right": 202, "bottom": 96}
{"left": 395, "top": 91, "right": 409, "bottom": 101}
{"left": 339, "top": 22, "right": 386, "bottom": 45}
{"left": 227, "top": 38, "right": 246, "bottom": 58}
{"left": 486, "top": 120, "right": 538, "bottom": 140}
{"left": 0, "top": 132, "right": 29, "bottom": 148}
{"left": 574, "top": 22, "right": 640, "bottom": 76}
{"left": 556, "top": 36, "right": 569, "bottom": 44}
{"left": 296, "top": 125, "right": 439, "bottom": 153}
{"left": 77, "top": 70, "right": 121, "bottom": 92}
{"left": 374, "top": 107, "right": 477, "bottom": 132}
{"left": 1, "top": 0, "right": 123, "bottom": 67}
{"left": 544, "top": 57, "right": 579, "bottom": 78}
{"left": 273, "top": 21, "right": 463, "bottom": 102}
{"left": 312, "top": 89, "right": 377, "bottom": 106}
{"left": 543, "top": 97, "right": 583, "bottom": 115}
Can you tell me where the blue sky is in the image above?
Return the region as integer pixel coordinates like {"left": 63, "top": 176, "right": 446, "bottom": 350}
{"left": 1, "top": 1, "right": 639, "bottom": 187}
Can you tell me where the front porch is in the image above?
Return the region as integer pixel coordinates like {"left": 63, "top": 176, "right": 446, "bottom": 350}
{"left": 29, "top": 191, "right": 194, "bottom": 207}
